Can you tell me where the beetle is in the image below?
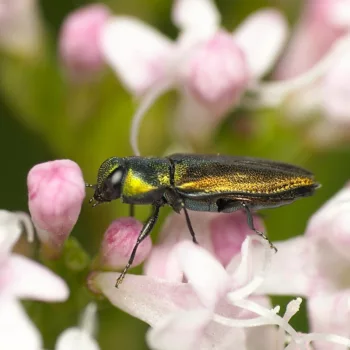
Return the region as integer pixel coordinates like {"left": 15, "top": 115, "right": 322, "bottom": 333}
{"left": 86, "top": 154, "right": 320, "bottom": 287}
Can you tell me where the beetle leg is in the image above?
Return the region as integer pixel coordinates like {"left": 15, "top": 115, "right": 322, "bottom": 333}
{"left": 241, "top": 203, "right": 277, "bottom": 252}
{"left": 182, "top": 206, "right": 199, "bottom": 245}
{"left": 129, "top": 204, "right": 135, "bottom": 217}
{"left": 115, "top": 205, "right": 161, "bottom": 288}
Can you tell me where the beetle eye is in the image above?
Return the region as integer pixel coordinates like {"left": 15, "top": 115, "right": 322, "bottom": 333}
{"left": 109, "top": 168, "right": 124, "bottom": 188}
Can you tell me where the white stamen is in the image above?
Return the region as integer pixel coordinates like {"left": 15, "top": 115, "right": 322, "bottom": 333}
{"left": 14, "top": 211, "right": 34, "bottom": 243}
{"left": 245, "top": 34, "right": 350, "bottom": 108}
{"left": 130, "top": 81, "right": 173, "bottom": 156}
{"left": 80, "top": 303, "right": 98, "bottom": 337}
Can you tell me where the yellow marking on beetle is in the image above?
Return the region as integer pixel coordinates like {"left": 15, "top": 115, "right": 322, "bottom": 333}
{"left": 123, "top": 169, "right": 156, "bottom": 197}
{"left": 158, "top": 173, "right": 170, "bottom": 186}
{"left": 177, "top": 175, "right": 315, "bottom": 194}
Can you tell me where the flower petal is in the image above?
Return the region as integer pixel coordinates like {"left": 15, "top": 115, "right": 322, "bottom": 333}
{"left": 185, "top": 30, "right": 250, "bottom": 115}
{"left": 146, "top": 309, "right": 212, "bottom": 350}
{"left": 58, "top": 4, "right": 111, "bottom": 81}
{"left": 93, "top": 272, "right": 201, "bottom": 327}
{"left": 99, "top": 217, "right": 152, "bottom": 270}
{"left": 0, "top": 298, "right": 42, "bottom": 350}
{"left": 175, "top": 241, "right": 229, "bottom": 309}
{"left": 28, "top": 160, "right": 85, "bottom": 254}
{"left": 144, "top": 212, "right": 217, "bottom": 280}
{"left": 306, "top": 184, "right": 350, "bottom": 260}
{"left": 4, "top": 254, "right": 69, "bottom": 301}
{"left": 308, "top": 290, "right": 350, "bottom": 350}
{"left": 202, "top": 321, "right": 247, "bottom": 350}
{"left": 0, "top": 210, "right": 26, "bottom": 256}
{"left": 56, "top": 329, "right": 100, "bottom": 350}
{"left": 100, "top": 16, "right": 173, "bottom": 95}
{"left": 234, "top": 9, "right": 288, "bottom": 78}
{"left": 257, "top": 237, "right": 311, "bottom": 296}
{"left": 322, "top": 48, "right": 350, "bottom": 123}
{"left": 172, "top": 0, "right": 220, "bottom": 36}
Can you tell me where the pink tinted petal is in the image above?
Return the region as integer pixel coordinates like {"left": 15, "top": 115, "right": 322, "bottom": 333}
{"left": 308, "top": 290, "right": 350, "bottom": 350}
{"left": 27, "top": 160, "right": 85, "bottom": 253}
{"left": 176, "top": 241, "right": 229, "bottom": 309}
{"left": 173, "top": 93, "right": 218, "bottom": 144}
{"left": 4, "top": 254, "right": 69, "bottom": 301}
{"left": 210, "top": 211, "right": 263, "bottom": 267}
{"left": 0, "top": 211, "right": 27, "bottom": 256}
{"left": 59, "top": 4, "right": 111, "bottom": 81}
{"left": 306, "top": 184, "right": 350, "bottom": 260}
{"left": 275, "top": 0, "right": 345, "bottom": 79}
{"left": 202, "top": 320, "right": 246, "bottom": 350}
{"left": 144, "top": 212, "right": 216, "bottom": 280}
{"left": 257, "top": 237, "right": 311, "bottom": 296}
{"left": 234, "top": 9, "right": 288, "bottom": 78}
{"left": 99, "top": 217, "right": 151, "bottom": 270}
{"left": 172, "top": 0, "right": 220, "bottom": 36}
{"left": 147, "top": 309, "right": 212, "bottom": 350}
{"left": 0, "top": 298, "right": 42, "bottom": 350}
{"left": 101, "top": 16, "right": 173, "bottom": 95}
{"left": 186, "top": 30, "right": 250, "bottom": 115}
{"left": 246, "top": 325, "right": 278, "bottom": 350}
{"left": 92, "top": 272, "right": 200, "bottom": 327}
{"left": 322, "top": 49, "right": 350, "bottom": 123}
{"left": 328, "top": 0, "right": 350, "bottom": 29}
{"left": 56, "top": 329, "right": 99, "bottom": 350}
{"left": 143, "top": 244, "right": 183, "bottom": 282}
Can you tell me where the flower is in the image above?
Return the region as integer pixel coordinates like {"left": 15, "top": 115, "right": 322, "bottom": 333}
{"left": 96, "top": 217, "right": 152, "bottom": 270}
{"left": 0, "top": 0, "right": 43, "bottom": 56}
{"left": 58, "top": 4, "right": 111, "bottom": 81}
{"left": 92, "top": 237, "right": 276, "bottom": 350}
{"left": 55, "top": 303, "right": 100, "bottom": 350}
{"left": 99, "top": 0, "right": 287, "bottom": 152}
{"left": 264, "top": 0, "right": 350, "bottom": 137}
{"left": 276, "top": 0, "right": 350, "bottom": 79}
{"left": 27, "top": 160, "right": 86, "bottom": 256}
{"left": 0, "top": 210, "right": 69, "bottom": 349}
{"left": 144, "top": 211, "right": 264, "bottom": 279}
{"left": 258, "top": 183, "right": 350, "bottom": 350}
{"left": 92, "top": 233, "right": 350, "bottom": 350}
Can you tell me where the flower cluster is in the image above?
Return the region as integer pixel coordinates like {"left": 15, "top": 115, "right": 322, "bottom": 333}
{"left": 2, "top": 0, "right": 350, "bottom": 349}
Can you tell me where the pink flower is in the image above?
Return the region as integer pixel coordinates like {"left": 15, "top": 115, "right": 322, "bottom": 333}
{"left": 259, "top": 183, "right": 350, "bottom": 349}
{"left": 27, "top": 160, "right": 85, "bottom": 255}
{"left": 97, "top": 217, "right": 152, "bottom": 270}
{"left": 321, "top": 48, "right": 350, "bottom": 124}
{"left": 0, "top": 210, "right": 69, "bottom": 349}
{"left": 92, "top": 233, "right": 350, "bottom": 350}
{"left": 99, "top": 0, "right": 287, "bottom": 152}
{"left": 0, "top": 0, "right": 43, "bottom": 56}
{"left": 92, "top": 237, "right": 277, "bottom": 350}
{"left": 144, "top": 211, "right": 264, "bottom": 279}
{"left": 276, "top": 0, "right": 350, "bottom": 79}
{"left": 59, "top": 4, "right": 111, "bottom": 81}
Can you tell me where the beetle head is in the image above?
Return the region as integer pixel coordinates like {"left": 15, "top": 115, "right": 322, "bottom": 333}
{"left": 86, "top": 157, "right": 126, "bottom": 206}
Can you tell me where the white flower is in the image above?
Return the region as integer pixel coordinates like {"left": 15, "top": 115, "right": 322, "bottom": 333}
{"left": 99, "top": 0, "right": 288, "bottom": 153}
{"left": 0, "top": 210, "right": 69, "bottom": 349}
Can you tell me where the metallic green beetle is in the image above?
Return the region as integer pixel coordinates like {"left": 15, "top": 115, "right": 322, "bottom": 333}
{"left": 86, "top": 154, "right": 320, "bottom": 287}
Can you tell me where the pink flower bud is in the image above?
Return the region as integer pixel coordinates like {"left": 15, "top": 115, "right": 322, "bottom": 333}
{"left": 98, "top": 217, "right": 152, "bottom": 270}
{"left": 210, "top": 211, "right": 264, "bottom": 267}
{"left": 185, "top": 30, "right": 250, "bottom": 116}
{"left": 27, "top": 160, "right": 85, "bottom": 254}
{"left": 58, "top": 4, "right": 111, "bottom": 81}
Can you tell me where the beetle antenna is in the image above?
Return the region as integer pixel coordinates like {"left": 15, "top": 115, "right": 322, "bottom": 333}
{"left": 85, "top": 183, "right": 96, "bottom": 189}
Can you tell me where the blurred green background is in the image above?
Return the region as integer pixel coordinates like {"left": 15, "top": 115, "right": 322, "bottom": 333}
{"left": 1, "top": 0, "right": 350, "bottom": 349}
